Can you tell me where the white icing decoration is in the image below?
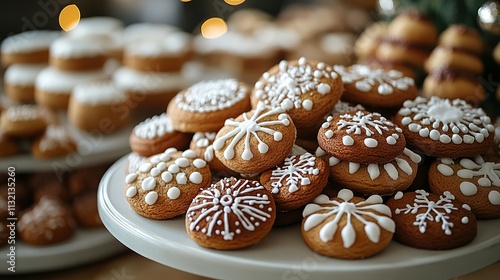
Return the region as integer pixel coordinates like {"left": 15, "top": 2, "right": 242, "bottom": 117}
{"left": 397, "top": 97, "right": 494, "bottom": 145}
{"left": 333, "top": 64, "right": 414, "bottom": 95}
{"left": 342, "top": 135, "right": 354, "bottom": 146}
{"left": 176, "top": 173, "right": 188, "bottom": 184}
{"left": 187, "top": 179, "right": 273, "bottom": 240}
{"left": 302, "top": 190, "right": 395, "bottom": 246}
{"left": 133, "top": 113, "right": 174, "bottom": 140}
{"left": 325, "top": 130, "right": 334, "bottom": 139}
{"left": 141, "top": 177, "right": 156, "bottom": 191}
{"left": 330, "top": 101, "right": 365, "bottom": 115}
{"left": 336, "top": 111, "right": 398, "bottom": 148}
{"left": 161, "top": 172, "right": 173, "bottom": 183}
{"left": 145, "top": 191, "right": 158, "bottom": 205}
{"left": 460, "top": 182, "right": 478, "bottom": 196}
{"left": 126, "top": 187, "right": 137, "bottom": 198}
{"left": 167, "top": 187, "right": 181, "bottom": 200}
{"left": 394, "top": 191, "right": 404, "bottom": 200}
{"left": 189, "top": 172, "right": 203, "bottom": 184}
{"left": 437, "top": 163, "right": 454, "bottom": 176}
{"left": 4, "top": 64, "right": 46, "bottom": 86}
{"left": 193, "top": 159, "right": 207, "bottom": 168}
{"left": 175, "top": 79, "right": 248, "bottom": 113}
{"left": 37, "top": 126, "right": 73, "bottom": 153}
{"left": 113, "top": 66, "right": 187, "bottom": 92}
{"left": 213, "top": 102, "right": 291, "bottom": 160}
{"left": 489, "top": 191, "right": 500, "bottom": 205}
{"left": 253, "top": 57, "right": 335, "bottom": 111}
{"left": 394, "top": 190, "right": 458, "bottom": 235}
{"left": 125, "top": 173, "right": 138, "bottom": 184}
{"left": 269, "top": 153, "right": 320, "bottom": 194}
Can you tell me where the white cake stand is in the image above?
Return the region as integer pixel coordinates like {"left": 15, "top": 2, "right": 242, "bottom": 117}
{"left": 98, "top": 155, "right": 500, "bottom": 280}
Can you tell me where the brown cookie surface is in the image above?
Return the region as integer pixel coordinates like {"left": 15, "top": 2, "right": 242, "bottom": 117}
{"left": 301, "top": 189, "right": 395, "bottom": 259}
{"left": 428, "top": 155, "right": 500, "bottom": 219}
{"left": 185, "top": 177, "right": 276, "bottom": 250}
{"left": 252, "top": 57, "right": 343, "bottom": 128}
{"left": 31, "top": 125, "right": 77, "bottom": 159}
{"left": 394, "top": 96, "right": 495, "bottom": 158}
{"left": 318, "top": 111, "right": 406, "bottom": 164}
{"left": 386, "top": 190, "right": 477, "bottom": 250}
{"left": 125, "top": 148, "right": 212, "bottom": 220}
{"left": 213, "top": 102, "right": 296, "bottom": 174}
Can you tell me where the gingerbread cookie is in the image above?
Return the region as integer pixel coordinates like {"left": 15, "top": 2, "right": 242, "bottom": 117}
{"left": 317, "top": 147, "right": 421, "bottom": 196}
{"left": 125, "top": 148, "right": 212, "bottom": 220}
{"left": 301, "top": 189, "right": 395, "bottom": 259}
{"left": 49, "top": 37, "right": 108, "bottom": 71}
{"left": 72, "top": 191, "right": 103, "bottom": 228}
{"left": 318, "top": 111, "right": 406, "bottom": 164}
{"left": 260, "top": 152, "right": 329, "bottom": 210}
{"left": 0, "top": 104, "right": 51, "bottom": 138}
{"left": 167, "top": 79, "right": 252, "bottom": 133}
{"left": 395, "top": 96, "right": 495, "bottom": 158}
{"left": 31, "top": 125, "right": 77, "bottom": 159}
{"left": 252, "top": 57, "right": 343, "bottom": 128}
{"left": 18, "top": 197, "right": 76, "bottom": 245}
{"left": 386, "top": 190, "right": 477, "bottom": 250}
{"left": 1, "top": 30, "right": 59, "bottom": 67}
{"left": 129, "top": 113, "right": 191, "bottom": 157}
{"left": 185, "top": 177, "right": 276, "bottom": 250}
{"left": 4, "top": 63, "right": 46, "bottom": 104}
{"left": 428, "top": 155, "right": 500, "bottom": 219}
{"left": 213, "top": 102, "right": 296, "bottom": 174}
{"left": 333, "top": 64, "right": 417, "bottom": 109}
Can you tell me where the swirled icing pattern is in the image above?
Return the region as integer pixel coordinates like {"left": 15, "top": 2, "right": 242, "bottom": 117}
{"left": 186, "top": 178, "right": 273, "bottom": 241}
{"left": 398, "top": 96, "right": 494, "bottom": 144}
{"left": 254, "top": 57, "right": 337, "bottom": 111}
{"left": 333, "top": 64, "right": 415, "bottom": 95}
{"left": 213, "top": 102, "right": 291, "bottom": 160}
{"left": 302, "top": 189, "right": 395, "bottom": 247}
{"left": 269, "top": 152, "right": 320, "bottom": 194}
{"left": 393, "top": 190, "right": 469, "bottom": 235}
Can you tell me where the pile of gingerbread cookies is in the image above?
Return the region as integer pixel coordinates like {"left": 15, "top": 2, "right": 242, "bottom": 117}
{"left": 124, "top": 49, "right": 499, "bottom": 259}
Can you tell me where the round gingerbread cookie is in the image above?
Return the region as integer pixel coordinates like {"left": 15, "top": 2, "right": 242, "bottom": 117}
{"left": 260, "top": 152, "right": 329, "bottom": 211}
{"left": 0, "top": 104, "right": 52, "bottom": 138}
{"left": 333, "top": 64, "right": 417, "bottom": 109}
{"left": 129, "top": 113, "right": 192, "bottom": 157}
{"left": 1, "top": 30, "right": 60, "bottom": 67}
{"left": 213, "top": 102, "right": 296, "bottom": 174}
{"left": 49, "top": 37, "right": 108, "bottom": 71}
{"left": 301, "top": 189, "right": 395, "bottom": 259}
{"left": 394, "top": 96, "right": 495, "bottom": 158}
{"left": 18, "top": 197, "right": 76, "bottom": 246}
{"left": 167, "top": 79, "right": 251, "bottom": 133}
{"left": 386, "top": 190, "right": 477, "bottom": 250}
{"left": 189, "top": 132, "right": 232, "bottom": 173}
{"left": 72, "top": 191, "right": 103, "bottom": 228}
{"left": 31, "top": 125, "right": 77, "bottom": 159}
{"left": 4, "top": 63, "right": 46, "bottom": 104}
{"left": 185, "top": 177, "right": 276, "bottom": 250}
{"left": 318, "top": 111, "right": 406, "bottom": 164}
{"left": 428, "top": 155, "right": 500, "bottom": 219}
{"left": 316, "top": 147, "right": 421, "bottom": 196}
{"left": 252, "top": 57, "right": 343, "bottom": 128}
{"left": 125, "top": 148, "right": 212, "bottom": 220}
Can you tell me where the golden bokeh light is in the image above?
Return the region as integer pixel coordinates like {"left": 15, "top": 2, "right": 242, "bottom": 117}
{"left": 180, "top": 0, "right": 192, "bottom": 2}
{"left": 59, "top": 4, "right": 81, "bottom": 31}
{"left": 201, "top": 17, "right": 227, "bottom": 39}
{"left": 224, "top": 0, "right": 245, "bottom": 5}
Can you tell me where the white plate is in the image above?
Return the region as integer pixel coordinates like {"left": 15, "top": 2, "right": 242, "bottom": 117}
{"left": 0, "top": 228, "right": 126, "bottom": 274}
{"left": 98, "top": 155, "right": 500, "bottom": 280}
{"left": 0, "top": 115, "right": 131, "bottom": 172}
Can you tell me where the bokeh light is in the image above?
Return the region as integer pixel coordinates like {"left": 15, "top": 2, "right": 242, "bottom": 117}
{"left": 201, "top": 17, "right": 227, "bottom": 39}
{"left": 224, "top": 0, "right": 245, "bottom": 5}
{"left": 59, "top": 4, "right": 81, "bottom": 31}
{"left": 180, "top": 0, "right": 192, "bottom": 2}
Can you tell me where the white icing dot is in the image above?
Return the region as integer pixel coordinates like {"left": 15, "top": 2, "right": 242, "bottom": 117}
{"left": 176, "top": 173, "right": 188, "bottom": 184}
{"left": 168, "top": 164, "right": 180, "bottom": 174}
{"left": 459, "top": 182, "right": 478, "bottom": 196}
{"left": 342, "top": 135, "right": 354, "bottom": 146}
{"left": 175, "top": 158, "right": 190, "bottom": 168}
{"left": 317, "top": 83, "right": 331, "bottom": 95}
{"left": 161, "top": 172, "right": 173, "bottom": 183}
{"left": 462, "top": 204, "right": 472, "bottom": 211}
{"left": 126, "top": 186, "right": 137, "bottom": 198}
{"left": 489, "top": 191, "right": 500, "bottom": 205}
{"left": 302, "top": 100, "right": 313, "bottom": 111}
{"left": 419, "top": 128, "right": 429, "bottom": 137}
{"left": 364, "top": 138, "right": 378, "bottom": 148}
{"left": 145, "top": 191, "right": 158, "bottom": 205}
{"left": 193, "top": 159, "right": 207, "bottom": 168}
{"left": 386, "top": 136, "right": 397, "bottom": 145}
{"left": 461, "top": 216, "right": 469, "bottom": 224}
{"left": 189, "top": 172, "right": 203, "bottom": 184}
{"left": 125, "top": 173, "right": 138, "bottom": 184}
{"left": 167, "top": 187, "right": 181, "bottom": 199}
{"left": 429, "top": 130, "right": 440, "bottom": 141}
{"left": 437, "top": 164, "right": 454, "bottom": 176}
{"left": 463, "top": 135, "right": 475, "bottom": 144}
{"left": 401, "top": 117, "right": 412, "bottom": 125}
{"left": 329, "top": 156, "right": 340, "bottom": 166}
{"left": 182, "top": 150, "right": 197, "bottom": 158}
{"left": 325, "top": 130, "right": 334, "bottom": 138}
{"left": 157, "top": 162, "right": 167, "bottom": 171}
{"left": 139, "top": 163, "right": 153, "bottom": 173}
{"left": 159, "top": 153, "right": 171, "bottom": 162}
{"left": 439, "top": 134, "right": 452, "bottom": 144}
{"left": 452, "top": 134, "right": 463, "bottom": 144}
{"left": 394, "top": 191, "right": 404, "bottom": 200}
{"left": 150, "top": 167, "right": 160, "bottom": 177}
{"left": 141, "top": 177, "right": 156, "bottom": 191}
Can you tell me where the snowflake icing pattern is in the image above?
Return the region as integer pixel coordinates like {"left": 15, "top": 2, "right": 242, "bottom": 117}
{"left": 458, "top": 156, "right": 500, "bottom": 187}
{"left": 187, "top": 179, "right": 273, "bottom": 240}
{"left": 395, "top": 190, "right": 458, "bottom": 235}
{"left": 303, "top": 189, "right": 395, "bottom": 247}
{"left": 337, "top": 111, "right": 393, "bottom": 136}
{"left": 269, "top": 153, "right": 319, "bottom": 194}
{"left": 213, "top": 102, "right": 291, "bottom": 161}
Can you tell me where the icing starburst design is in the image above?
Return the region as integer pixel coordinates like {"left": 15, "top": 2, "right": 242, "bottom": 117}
{"left": 302, "top": 189, "right": 395, "bottom": 247}
{"left": 254, "top": 57, "right": 337, "bottom": 111}
{"left": 398, "top": 96, "right": 494, "bottom": 144}
{"left": 213, "top": 102, "right": 291, "bottom": 160}
{"left": 334, "top": 64, "right": 414, "bottom": 95}
{"left": 187, "top": 178, "right": 273, "bottom": 240}
{"left": 394, "top": 190, "right": 458, "bottom": 235}
{"left": 269, "top": 153, "right": 319, "bottom": 194}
